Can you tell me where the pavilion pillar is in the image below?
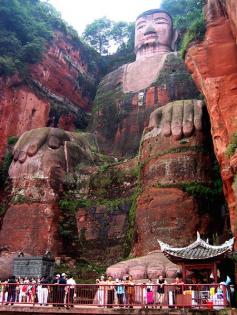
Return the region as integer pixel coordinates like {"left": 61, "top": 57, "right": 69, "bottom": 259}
{"left": 182, "top": 263, "right": 187, "bottom": 282}
{"left": 213, "top": 262, "right": 218, "bottom": 283}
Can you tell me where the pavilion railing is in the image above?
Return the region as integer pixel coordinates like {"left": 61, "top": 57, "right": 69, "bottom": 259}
{"left": 0, "top": 283, "right": 231, "bottom": 309}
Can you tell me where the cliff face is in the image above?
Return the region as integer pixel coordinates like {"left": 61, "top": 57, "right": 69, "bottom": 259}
{"left": 0, "top": 32, "right": 98, "bottom": 161}
{"left": 185, "top": 0, "right": 237, "bottom": 246}
{"left": 1, "top": 0, "right": 236, "bottom": 279}
{"left": 0, "top": 76, "right": 50, "bottom": 161}
{"left": 134, "top": 125, "right": 220, "bottom": 256}
{"left": 222, "top": 0, "right": 237, "bottom": 43}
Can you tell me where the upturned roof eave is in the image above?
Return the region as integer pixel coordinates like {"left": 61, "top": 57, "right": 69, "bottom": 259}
{"left": 158, "top": 233, "right": 234, "bottom": 261}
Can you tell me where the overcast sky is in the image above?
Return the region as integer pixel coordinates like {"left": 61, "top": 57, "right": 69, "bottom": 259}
{"left": 48, "top": 0, "right": 162, "bottom": 35}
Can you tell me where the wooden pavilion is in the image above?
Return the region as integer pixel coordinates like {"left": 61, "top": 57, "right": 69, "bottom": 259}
{"left": 158, "top": 232, "right": 234, "bottom": 283}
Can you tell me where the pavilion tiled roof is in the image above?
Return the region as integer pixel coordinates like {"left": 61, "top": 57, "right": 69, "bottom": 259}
{"left": 158, "top": 232, "right": 234, "bottom": 261}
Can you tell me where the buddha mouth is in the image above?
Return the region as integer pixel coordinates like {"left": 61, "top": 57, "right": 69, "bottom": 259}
{"left": 137, "top": 38, "right": 159, "bottom": 51}
{"left": 143, "top": 34, "right": 157, "bottom": 41}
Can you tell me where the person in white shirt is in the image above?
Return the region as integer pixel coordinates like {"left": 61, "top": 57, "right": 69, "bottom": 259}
{"left": 66, "top": 275, "right": 76, "bottom": 307}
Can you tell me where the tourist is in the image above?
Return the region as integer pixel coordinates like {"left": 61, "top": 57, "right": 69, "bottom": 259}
{"left": 36, "top": 277, "right": 42, "bottom": 305}
{"left": 146, "top": 279, "right": 154, "bottom": 306}
{"left": 28, "top": 279, "right": 36, "bottom": 304}
{"left": 217, "top": 275, "right": 232, "bottom": 305}
{"left": 96, "top": 275, "right": 106, "bottom": 306}
{"left": 171, "top": 276, "right": 184, "bottom": 305}
{"left": 0, "top": 281, "right": 3, "bottom": 303}
{"left": 40, "top": 276, "right": 49, "bottom": 306}
{"left": 141, "top": 282, "right": 147, "bottom": 306}
{"left": 58, "top": 273, "right": 67, "bottom": 306}
{"left": 106, "top": 276, "right": 114, "bottom": 308}
{"left": 6, "top": 275, "right": 17, "bottom": 305}
{"left": 125, "top": 275, "right": 135, "bottom": 308}
{"left": 172, "top": 276, "right": 184, "bottom": 293}
{"left": 2, "top": 280, "right": 8, "bottom": 303}
{"left": 156, "top": 275, "right": 167, "bottom": 308}
{"left": 52, "top": 274, "right": 60, "bottom": 306}
{"left": 17, "top": 279, "right": 23, "bottom": 303}
{"left": 66, "top": 274, "right": 76, "bottom": 307}
{"left": 115, "top": 278, "right": 125, "bottom": 307}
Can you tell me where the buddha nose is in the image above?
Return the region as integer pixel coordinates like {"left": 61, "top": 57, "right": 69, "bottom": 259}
{"left": 144, "top": 25, "right": 157, "bottom": 36}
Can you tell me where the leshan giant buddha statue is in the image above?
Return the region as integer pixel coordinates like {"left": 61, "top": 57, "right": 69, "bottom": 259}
{"left": 92, "top": 9, "right": 201, "bottom": 156}
{"left": 1, "top": 9, "right": 220, "bottom": 279}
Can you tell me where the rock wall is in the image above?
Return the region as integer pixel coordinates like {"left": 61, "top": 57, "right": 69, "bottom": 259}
{"left": 0, "top": 203, "right": 60, "bottom": 255}
{"left": 0, "top": 32, "right": 98, "bottom": 161}
{"left": 0, "top": 76, "right": 50, "bottom": 161}
{"left": 134, "top": 127, "right": 215, "bottom": 256}
{"left": 221, "top": 0, "right": 237, "bottom": 43}
{"left": 65, "top": 159, "right": 138, "bottom": 265}
{"left": 185, "top": 0, "right": 237, "bottom": 246}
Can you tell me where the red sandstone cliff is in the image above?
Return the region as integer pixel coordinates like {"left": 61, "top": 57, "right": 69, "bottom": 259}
{"left": 0, "top": 32, "right": 98, "bottom": 161}
{"left": 185, "top": 0, "right": 237, "bottom": 246}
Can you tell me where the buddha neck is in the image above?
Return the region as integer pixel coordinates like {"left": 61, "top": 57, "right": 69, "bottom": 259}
{"left": 136, "top": 45, "right": 171, "bottom": 60}
{"left": 123, "top": 52, "right": 169, "bottom": 93}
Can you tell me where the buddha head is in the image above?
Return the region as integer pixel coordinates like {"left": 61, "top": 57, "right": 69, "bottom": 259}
{"left": 135, "top": 9, "right": 178, "bottom": 59}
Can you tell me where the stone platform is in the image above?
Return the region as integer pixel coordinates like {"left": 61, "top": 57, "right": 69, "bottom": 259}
{"left": 0, "top": 306, "right": 235, "bottom": 315}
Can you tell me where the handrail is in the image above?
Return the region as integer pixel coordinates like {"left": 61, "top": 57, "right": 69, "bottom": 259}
{"left": 0, "top": 283, "right": 230, "bottom": 309}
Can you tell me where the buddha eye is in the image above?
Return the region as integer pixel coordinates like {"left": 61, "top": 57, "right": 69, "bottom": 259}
{"left": 155, "top": 19, "right": 168, "bottom": 25}
{"left": 137, "top": 25, "right": 145, "bottom": 30}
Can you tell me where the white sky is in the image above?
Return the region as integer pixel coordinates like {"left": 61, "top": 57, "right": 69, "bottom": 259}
{"left": 48, "top": 0, "right": 162, "bottom": 35}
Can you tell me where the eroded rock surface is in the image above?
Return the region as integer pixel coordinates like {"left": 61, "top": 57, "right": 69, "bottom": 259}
{"left": 0, "top": 32, "right": 98, "bottom": 161}
{"left": 185, "top": 0, "right": 237, "bottom": 245}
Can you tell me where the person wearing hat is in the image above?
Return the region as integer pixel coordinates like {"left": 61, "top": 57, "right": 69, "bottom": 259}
{"left": 52, "top": 274, "right": 60, "bottom": 307}
{"left": 66, "top": 275, "right": 76, "bottom": 308}
{"left": 58, "top": 273, "right": 67, "bottom": 307}
{"left": 106, "top": 276, "right": 115, "bottom": 308}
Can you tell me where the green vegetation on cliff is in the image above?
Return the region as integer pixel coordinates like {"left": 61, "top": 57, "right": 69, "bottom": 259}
{"left": 82, "top": 17, "right": 135, "bottom": 72}
{"left": 226, "top": 132, "right": 237, "bottom": 157}
{"left": 0, "top": 148, "right": 13, "bottom": 189}
{"left": 160, "top": 0, "right": 206, "bottom": 57}
{"left": 0, "top": 0, "right": 100, "bottom": 76}
{"left": 0, "top": 0, "right": 52, "bottom": 75}
{"left": 93, "top": 85, "right": 133, "bottom": 140}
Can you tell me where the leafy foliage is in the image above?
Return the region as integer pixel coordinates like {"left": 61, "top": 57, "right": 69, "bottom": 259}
{"left": 160, "top": 0, "right": 206, "bottom": 56}
{"left": 7, "top": 136, "right": 19, "bottom": 145}
{"left": 103, "top": 22, "right": 135, "bottom": 72}
{"left": 82, "top": 18, "right": 113, "bottom": 55}
{"left": 226, "top": 133, "right": 237, "bottom": 157}
{"left": 0, "top": 152, "right": 13, "bottom": 189}
{"left": 0, "top": 0, "right": 81, "bottom": 76}
{"left": 82, "top": 17, "right": 135, "bottom": 64}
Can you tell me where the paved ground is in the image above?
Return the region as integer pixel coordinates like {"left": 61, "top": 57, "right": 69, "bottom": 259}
{"left": 0, "top": 305, "right": 234, "bottom": 315}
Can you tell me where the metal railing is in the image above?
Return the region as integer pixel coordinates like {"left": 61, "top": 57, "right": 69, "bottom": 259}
{"left": 0, "top": 283, "right": 231, "bottom": 309}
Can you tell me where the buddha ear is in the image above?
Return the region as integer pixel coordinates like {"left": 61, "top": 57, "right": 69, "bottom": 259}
{"left": 171, "top": 29, "right": 179, "bottom": 51}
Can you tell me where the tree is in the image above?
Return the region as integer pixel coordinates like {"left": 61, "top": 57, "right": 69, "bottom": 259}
{"left": 0, "top": 0, "right": 82, "bottom": 77}
{"left": 160, "top": 0, "right": 206, "bottom": 56}
{"left": 103, "top": 22, "right": 135, "bottom": 73}
{"left": 82, "top": 18, "right": 113, "bottom": 55}
{"left": 160, "top": 0, "right": 206, "bottom": 30}
{"left": 111, "top": 21, "right": 132, "bottom": 47}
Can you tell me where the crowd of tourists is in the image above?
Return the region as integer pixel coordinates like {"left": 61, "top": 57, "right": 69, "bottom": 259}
{"left": 0, "top": 273, "right": 76, "bottom": 307}
{"left": 0, "top": 273, "right": 233, "bottom": 308}
{"left": 95, "top": 274, "right": 167, "bottom": 308}
{"left": 94, "top": 274, "right": 233, "bottom": 308}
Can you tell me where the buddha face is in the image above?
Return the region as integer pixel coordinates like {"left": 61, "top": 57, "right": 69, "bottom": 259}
{"left": 135, "top": 11, "right": 173, "bottom": 58}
